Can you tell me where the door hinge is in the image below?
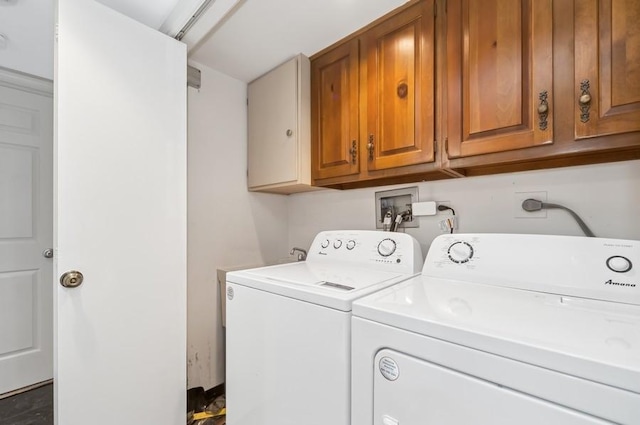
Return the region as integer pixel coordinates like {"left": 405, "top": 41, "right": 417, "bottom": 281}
{"left": 187, "top": 65, "right": 201, "bottom": 89}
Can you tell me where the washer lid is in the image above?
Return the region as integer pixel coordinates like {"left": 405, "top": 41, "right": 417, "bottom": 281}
{"left": 227, "top": 261, "right": 411, "bottom": 311}
{"left": 353, "top": 275, "right": 640, "bottom": 393}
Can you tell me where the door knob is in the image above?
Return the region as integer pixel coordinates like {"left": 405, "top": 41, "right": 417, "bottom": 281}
{"left": 43, "top": 248, "right": 54, "bottom": 258}
{"left": 60, "top": 270, "right": 84, "bottom": 288}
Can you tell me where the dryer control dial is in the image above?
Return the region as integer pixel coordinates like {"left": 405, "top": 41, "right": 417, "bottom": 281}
{"left": 320, "top": 239, "right": 330, "bottom": 249}
{"left": 377, "top": 238, "right": 397, "bottom": 257}
{"left": 448, "top": 241, "right": 474, "bottom": 264}
{"left": 346, "top": 240, "right": 356, "bottom": 250}
{"left": 606, "top": 256, "right": 632, "bottom": 273}
{"left": 333, "top": 239, "right": 343, "bottom": 249}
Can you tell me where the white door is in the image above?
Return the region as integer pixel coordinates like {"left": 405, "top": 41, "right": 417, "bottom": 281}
{"left": 0, "top": 75, "right": 53, "bottom": 395}
{"left": 55, "top": 0, "right": 186, "bottom": 424}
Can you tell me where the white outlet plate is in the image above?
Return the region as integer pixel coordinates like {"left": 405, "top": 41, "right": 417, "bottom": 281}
{"left": 514, "top": 191, "right": 548, "bottom": 218}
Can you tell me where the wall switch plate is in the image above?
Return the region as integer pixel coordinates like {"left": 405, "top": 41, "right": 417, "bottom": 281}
{"left": 514, "top": 191, "right": 548, "bottom": 218}
{"left": 375, "top": 187, "right": 419, "bottom": 229}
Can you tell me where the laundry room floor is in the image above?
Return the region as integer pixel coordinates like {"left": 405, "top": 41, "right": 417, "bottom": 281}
{"left": 0, "top": 383, "right": 53, "bottom": 425}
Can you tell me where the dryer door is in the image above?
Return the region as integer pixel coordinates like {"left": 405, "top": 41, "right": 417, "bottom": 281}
{"left": 373, "top": 349, "right": 612, "bottom": 425}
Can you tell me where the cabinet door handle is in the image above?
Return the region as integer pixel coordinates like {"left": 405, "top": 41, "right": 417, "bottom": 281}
{"left": 367, "top": 135, "right": 374, "bottom": 161}
{"left": 349, "top": 140, "right": 357, "bottom": 164}
{"left": 578, "top": 80, "right": 591, "bottom": 123}
{"left": 537, "top": 90, "right": 549, "bottom": 131}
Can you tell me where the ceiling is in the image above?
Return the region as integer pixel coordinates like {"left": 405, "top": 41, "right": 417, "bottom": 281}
{"left": 0, "top": 0, "right": 407, "bottom": 82}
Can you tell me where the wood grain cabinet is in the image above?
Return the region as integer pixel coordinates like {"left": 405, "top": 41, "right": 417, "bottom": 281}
{"left": 574, "top": 0, "right": 640, "bottom": 139}
{"left": 309, "top": 0, "right": 640, "bottom": 188}
{"left": 444, "top": 0, "right": 640, "bottom": 174}
{"left": 362, "top": 0, "right": 436, "bottom": 172}
{"left": 247, "top": 54, "right": 317, "bottom": 194}
{"left": 445, "top": 0, "right": 554, "bottom": 158}
{"left": 310, "top": 39, "right": 360, "bottom": 181}
{"left": 311, "top": 0, "right": 445, "bottom": 188}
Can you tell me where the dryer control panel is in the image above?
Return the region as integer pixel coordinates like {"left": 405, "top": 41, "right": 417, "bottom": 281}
{"left": 425, "top": 234, "right": 639, "bottom": 306}
{"left": 308, "top": 230, "right": 423, "bottom": 275}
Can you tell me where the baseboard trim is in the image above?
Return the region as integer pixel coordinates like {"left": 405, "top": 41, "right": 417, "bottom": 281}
{"left": 0, "top": 379, "right": 53, "bottom": 400}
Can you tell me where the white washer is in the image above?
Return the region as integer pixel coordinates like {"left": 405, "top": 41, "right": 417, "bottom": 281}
{"left": 225, "top": 230, "right": 423, "bottom": 425}
{"left": 352, "top": 234, "right": 640, "bottom": 425}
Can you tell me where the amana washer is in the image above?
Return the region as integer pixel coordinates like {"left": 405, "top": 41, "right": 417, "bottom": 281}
{"left": 352, "top": 233, "right": 640, "bottom": 425}
{"left": 225, "top": 230, "right": 423, "bottom": 425}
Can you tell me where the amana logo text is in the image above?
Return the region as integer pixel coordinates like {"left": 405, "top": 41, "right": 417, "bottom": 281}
{"left": 605, "top": 279, "right": 636, "bottom": 288}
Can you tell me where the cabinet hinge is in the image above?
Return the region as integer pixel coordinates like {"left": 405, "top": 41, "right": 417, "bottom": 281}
{"left": 445, "top": 138, "right": 449, "bottom": 156}
{"left": 434, "top": 0, "right": 437, "bottom": 17}
{"left": 434, "top": 140, "right": 438, "bottom": 154}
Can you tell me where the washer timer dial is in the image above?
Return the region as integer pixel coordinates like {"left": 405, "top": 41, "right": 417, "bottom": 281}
{"left": 377, "top": 238, "right": 397, "bottom": 257}
{"left": 448, "top": 241, "right": 474, "bottom": 264}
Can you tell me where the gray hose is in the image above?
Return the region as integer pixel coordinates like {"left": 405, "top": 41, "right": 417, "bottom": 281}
{"left": 522, "top": 199, "right": 596, "bottom": 237}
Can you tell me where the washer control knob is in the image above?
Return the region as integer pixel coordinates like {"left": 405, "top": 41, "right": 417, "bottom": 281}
{"left": 320, "top": 239, "right": 330, "bottom": 249}
{"left": 346, "top": 240, "right": 356, "bottom": 250}
{"left": 333, "top": 239, "right": 343, "bottom": 249}
{"left": 448, "top": 241, "right": 474, "bottom": 264}
{"left": 377, "top": 238, "right": 397, "bottom": 257}
{"left": 606, "top": 256, "right": 632, "bottom": 273}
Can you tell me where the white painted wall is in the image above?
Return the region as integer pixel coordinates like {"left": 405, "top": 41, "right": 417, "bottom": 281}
{"left": 287, "top": 160, "right": 640, "bottom": 256}
{"left": 187, "top": 61, "right": 289, "bottom": 389}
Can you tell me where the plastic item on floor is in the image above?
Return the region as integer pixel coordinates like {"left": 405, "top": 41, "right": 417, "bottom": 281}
{"left": 187, "top": 383, "right": 225, "bottom": 425}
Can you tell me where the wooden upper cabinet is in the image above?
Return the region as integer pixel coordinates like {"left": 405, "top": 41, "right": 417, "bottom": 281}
{"left": 311, "top": 39, "right": 360, "bottom": 180}
{"left": 575, "top": 0, "right": 640, "bottom": 139}
{"left": 446, "top": 0, "right": 553, "bottom": 158}
{"left": 362, "top": 0, "right": 435, "bottom": 171}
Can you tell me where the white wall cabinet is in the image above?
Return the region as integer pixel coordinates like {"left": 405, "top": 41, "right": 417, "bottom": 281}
{"left": 247, "top": 54, "right": 317, "bottom": 194}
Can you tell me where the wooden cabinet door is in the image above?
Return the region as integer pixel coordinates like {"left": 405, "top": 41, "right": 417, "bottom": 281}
{"left": 362, "top": 0, "right": 435, "bottom": 171}
{"left": 311, "top": 39, "right": 360, "bottom": 180}
{"left": 575, "top": 0, "right": 640, "bottom": 139}
{"left": 446, "top": 0, "right": 553, "bottom": 158}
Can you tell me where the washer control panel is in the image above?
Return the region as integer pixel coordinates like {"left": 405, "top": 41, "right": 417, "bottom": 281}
{"left": 425, "top": 234, "right": 640, "bottom": 306}
{"left": 308, "top": 230, "right": 423, "bottom": 274}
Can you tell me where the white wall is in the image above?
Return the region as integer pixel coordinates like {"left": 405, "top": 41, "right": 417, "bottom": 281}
{"left": 187, "top": 61, "right": 289, "bottom": 389}
{"left": 287, "top": 160, "right": 640, "bottom": 256}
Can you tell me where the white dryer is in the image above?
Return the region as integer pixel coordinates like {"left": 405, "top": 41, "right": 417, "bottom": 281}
{"left": 225, "top": 230, "right": 423, "bottom": 425}
{"left": 352, "top": 234, "right": 640, "bottom": 425}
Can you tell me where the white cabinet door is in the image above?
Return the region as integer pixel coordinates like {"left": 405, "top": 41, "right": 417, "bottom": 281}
{"left": 0, "top": 78, "right": 53, "bottom": 395}
{"left": 55, "top": 1, "right": 186, "bottom": 424}
{"left": 247, "top": 54, "right": 314, "bottom": 194}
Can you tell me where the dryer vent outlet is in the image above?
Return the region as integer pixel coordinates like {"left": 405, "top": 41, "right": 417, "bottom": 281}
{"left": 375, "top": 187, "right": 419, "bottom": 230}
